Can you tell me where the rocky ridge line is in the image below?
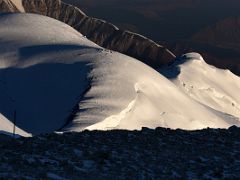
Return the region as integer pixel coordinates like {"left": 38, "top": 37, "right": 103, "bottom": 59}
{"left": 0, "top": 0, "right": 176, "bottom": 67}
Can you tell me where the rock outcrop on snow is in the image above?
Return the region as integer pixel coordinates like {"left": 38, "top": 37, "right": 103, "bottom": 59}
{"left": 0, "top": 0, "right": 175, "bottom": 68}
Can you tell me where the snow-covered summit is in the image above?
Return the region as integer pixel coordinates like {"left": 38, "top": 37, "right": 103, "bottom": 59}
{"left": 165, "top": 52, "right": 240, "bottom": 122}
{"left": 0, "top": 13, "right": 239, "bottom": 136}
{"left": 179, "top": 52, "right": 204, "bottom": 61}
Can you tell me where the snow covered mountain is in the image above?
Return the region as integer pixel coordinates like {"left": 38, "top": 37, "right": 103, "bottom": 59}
{"left": 160, "top": 53, "right": 240, "bottom": 119}
{"left": 0, "top": 13, "right": 240, "bottom": 137}
{"left": 0, "top": 0, "right": 175, "bottom": 69}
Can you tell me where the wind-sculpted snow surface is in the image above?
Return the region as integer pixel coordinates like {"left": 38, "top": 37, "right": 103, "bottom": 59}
{"left": 160, "top": 53, "right": 240, "bottom": 123}
{"left": 0, "top": 13, "right": 240, "bottom": 136}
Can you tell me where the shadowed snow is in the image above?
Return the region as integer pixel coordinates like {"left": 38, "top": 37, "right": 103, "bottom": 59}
{"left": 0, "top": 14, "right": 240, "bottom": 136}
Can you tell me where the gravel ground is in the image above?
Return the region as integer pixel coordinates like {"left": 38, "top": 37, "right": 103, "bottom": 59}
{"left": 0, "top": 126, "right": 240, "bottom": 179}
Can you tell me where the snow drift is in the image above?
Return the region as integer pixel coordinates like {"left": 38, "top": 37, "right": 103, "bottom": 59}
{"left": 160, "top": 53, "right": 240, "bottom": 121}
{"left": 0, "top": 13, "right": 239, "bottom": 136}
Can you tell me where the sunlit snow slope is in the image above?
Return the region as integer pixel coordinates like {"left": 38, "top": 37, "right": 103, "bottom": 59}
{"left": 160, "top": 53, "right": 240, "bottom": 124}
{"left": 0, "top": 13, "right": 239, "bottom": 136}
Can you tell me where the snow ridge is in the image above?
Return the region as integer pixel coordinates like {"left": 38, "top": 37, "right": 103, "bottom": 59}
{"left": 160, "top": 53, "right": 240, "bottom": 121}
{"left": 0, "top": 14, "right": 240, "bottom": 136}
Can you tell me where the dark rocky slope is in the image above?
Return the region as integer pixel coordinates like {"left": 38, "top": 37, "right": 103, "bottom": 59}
{"left": 163, "top": 16, "right": 240, "bottom": 74}
{"left": 0, "top": 0, "right": 175, "bottom": 68}
{"left": 192, "top": 16, "right": 240, "bottom": 46}
{"left": 64, "top": 0, "right": 240, "bottom": 75}
{"left": 0, "top": 126, "right": 240, "bottom": 179}
{"left": 0, "top": 0, "right": 18, "bottom": 12}
{"left": 163, "top": 40, "right": 240, "bottom": 75}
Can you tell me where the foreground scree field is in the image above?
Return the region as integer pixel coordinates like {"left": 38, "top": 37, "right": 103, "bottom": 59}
{"left": 0, "top": 127, "right": 240, "bottom": 179}
{"left": 0, "top": 13, "right": 240, "bottom": 136}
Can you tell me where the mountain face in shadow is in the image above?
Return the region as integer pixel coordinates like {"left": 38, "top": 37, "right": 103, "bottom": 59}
{"left": 0, "top": 0, "right": 175, "bottom": 69}
{"left": 192, "top": 16, "right": 240, "bottom": 45}
{"left": 1, "top": 0, "right": 240, "bottom": 73}
{"left": 63, "top": 0, "right": 240, "bottom": 41}
{"left": 63, "top": 0, "right": 240, "bottom": 75}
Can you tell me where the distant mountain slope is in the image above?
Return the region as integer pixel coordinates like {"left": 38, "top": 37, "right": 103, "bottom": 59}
{"left": 64, "top": 0, "right": 240, "bottom": 41}
{"left": 192, "top": 16, "right": 240, "bottom": 47}
{"left": 163, "top": 40, "right": 240, "bottom": 75}
{"left": 0, "top": 0, "right": 18, "bottom": 12}
{"left": 0, "top": 13, "right": 240, "bottom": 136}
{"left": 164, "top": 16, "right": 240, "bottom": 75}
{"left": 0, "top": 0, "right": 175, "bottom": 68}
{"left": 63, "top": 0, "right": 240, "bottom": 75}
